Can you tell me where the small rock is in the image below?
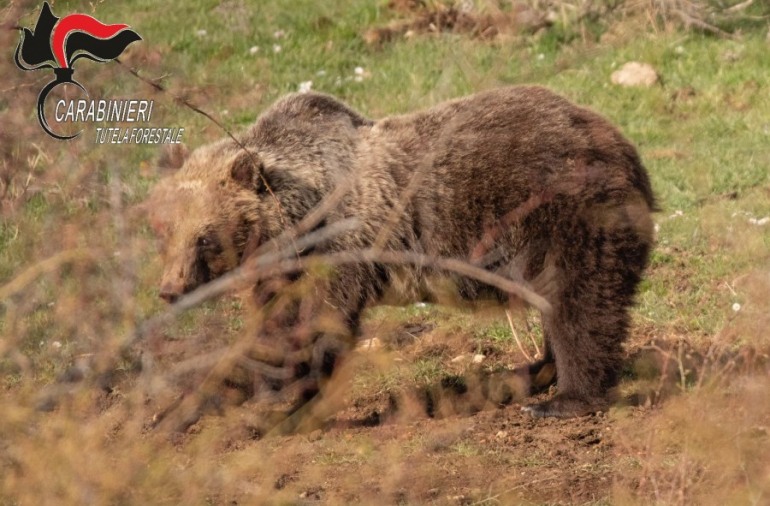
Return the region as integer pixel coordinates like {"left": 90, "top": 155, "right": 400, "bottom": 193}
{"left": 611, "top": 62, "right": 659, "bottom": 87}
{"left": 472, "top": 354, "right": 485, "bottom": 364}
{"left": 249, "top": 46, "right": 259, "bottom": 55}
{"left": 732, "top": 302, "right": 742, "bottom": 312}
{"left": 495, "top": 430, "right": 507, "bottom": 439}
{"left": 298, "top": 80, "right": 313, "bottom": 93}
{"left": 352, "top": 66, "right": 371, "bottom": 83}
{"left": 308, "top": 429, "right": 323, "bottom": 442}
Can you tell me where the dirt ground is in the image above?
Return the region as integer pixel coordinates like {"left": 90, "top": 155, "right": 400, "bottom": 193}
{"left": 120, "top": 299, "right": 766, "bottom": 505}
{"left": 129, "top": 310, "right": 664, "bottom": 505}
{"left": 206, "top": 401, "right": 620, "bottom": 504}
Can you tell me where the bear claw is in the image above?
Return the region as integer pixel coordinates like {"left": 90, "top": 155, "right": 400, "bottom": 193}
{"left": 522, "top": 397, "right": 602, "bottom": 419}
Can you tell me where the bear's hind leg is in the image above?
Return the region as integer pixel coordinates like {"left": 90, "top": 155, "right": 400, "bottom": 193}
{"left": 522, "top": 221, "right": 650, "bottom": 418}
{"left": 522, "top": 303, "right": 627, "bottom": 418}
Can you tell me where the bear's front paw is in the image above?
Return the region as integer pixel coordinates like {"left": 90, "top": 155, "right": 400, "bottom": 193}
{"left": 521, "top": 396, "right": 604, "bottom": 419}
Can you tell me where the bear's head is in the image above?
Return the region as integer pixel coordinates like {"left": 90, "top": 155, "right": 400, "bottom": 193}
{"left": 147, "top": 92, "right": 373, "bottom": 303}
{"left": 147, "top": 140, "right": 277, "bottom": 303}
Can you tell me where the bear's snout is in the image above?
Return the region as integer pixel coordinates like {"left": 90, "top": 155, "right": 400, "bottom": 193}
{"left": 159, "top": 253, "right": 194, "bottom": 303}
{"left": 159, "top": 286, "right": 181, "bottom": 303}
{"left": 159, "top": 273, "right": 186, "bottom": 303}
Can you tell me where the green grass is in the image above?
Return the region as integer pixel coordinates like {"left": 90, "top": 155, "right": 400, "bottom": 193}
{"left": 4, "top": 0, "right": 768, "bottom": 388}
{"left": 479, "top": 322, "right": 513, "bottom": 344}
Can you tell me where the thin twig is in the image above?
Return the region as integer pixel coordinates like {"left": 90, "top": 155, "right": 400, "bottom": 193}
{"left": 129, "top": 218, "right": 362, "bottom": 345}
{"left": 470, "top": 476, "right": 559, "bottom": 505}
{"left": 672, "top": 8, "right": 736, "bottom": 38}
{"left": 255, "top": 176, "right": 356, "bottom": 258}
{"left": 129, "top": 230, "right": 552, "bottom": 350}
{"left": 526, "top": 312, "right": 542, "bottom": 358}
{"left": 0, "top": 249, "right": 95, "bottom": 300}
{"left": 505, "top": 309, "right": 532, "bottom": 362}
{"left": 248, "top": 250, "right": 552, "bottom": 315}
{"left": 724, "top": 0, "right": 754, "bottom": 14}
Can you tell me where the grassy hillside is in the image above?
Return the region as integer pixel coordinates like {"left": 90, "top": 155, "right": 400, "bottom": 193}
{"left": 1, "top": 0, "right": 769, "bottom": 504}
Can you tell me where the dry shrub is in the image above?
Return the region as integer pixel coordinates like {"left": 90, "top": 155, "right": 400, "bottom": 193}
{"left": 363, "top": 0, "right": 768, "bottom": 46}
{"left": 614, "top": 265, "right": 770, "bottom": 504}
{"left": 613, "top": 371, "right": 770, "bottom": 504}
{"left": 363, "top": 0, "right": 557, "bottom": 46}
{"left": 628, "top": 0, "right": 768, "bottom": 36}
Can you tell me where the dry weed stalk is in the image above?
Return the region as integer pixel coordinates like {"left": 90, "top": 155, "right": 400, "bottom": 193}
{"left": 624, "top": 0, "right": 765, "bottom": 36}
{"left": 0, "top": 249, "right": 95, "bottom": 301}
{"left": 505, "top": 309, "right": 534, "bottom": 362}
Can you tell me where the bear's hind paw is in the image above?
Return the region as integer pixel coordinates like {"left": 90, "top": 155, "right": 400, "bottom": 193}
{"left": 521, "top": 396, "right": 604, "bottom": 419}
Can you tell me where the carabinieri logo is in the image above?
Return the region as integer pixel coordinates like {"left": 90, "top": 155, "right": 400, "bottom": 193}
{"left": 14, "top": 2, "right": 141, "bottom": 140}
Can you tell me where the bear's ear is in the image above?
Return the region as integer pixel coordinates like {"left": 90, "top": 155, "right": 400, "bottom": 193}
{"left": 230, "top": 149, "right": 269, "bottom": 194}
{"left": 157, "top": 143, "right": 189, "bottom": 173}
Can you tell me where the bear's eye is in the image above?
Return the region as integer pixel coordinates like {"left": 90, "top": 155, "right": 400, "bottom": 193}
{"left": 197, "top": 236, "right": 212, "bottom": 248}
{"left": 256, "top": 162, "right": 268, "bottom": 194}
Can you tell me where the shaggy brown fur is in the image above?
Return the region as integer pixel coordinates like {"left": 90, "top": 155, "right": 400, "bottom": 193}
{"left": 149, "top": 86, "right": 656, "bottom": 419}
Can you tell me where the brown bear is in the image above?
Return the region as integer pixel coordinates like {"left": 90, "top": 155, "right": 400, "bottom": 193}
{"left": 148, "top": 86, "right": 656, "bottom": 419}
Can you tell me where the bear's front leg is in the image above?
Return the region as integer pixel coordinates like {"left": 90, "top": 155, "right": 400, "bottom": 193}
{"left": 244, "top": 262, "right": 385, "bottom": 434}
{"left": 250, "top": 261, "right": 384, "bottom": 408}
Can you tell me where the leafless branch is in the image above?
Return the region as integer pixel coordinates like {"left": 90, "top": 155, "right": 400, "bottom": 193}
{"left": 0, "top": 249, "right": 96, "bottom": 301}
{"left": 724, "top": 0, "right": 754, "bottom": 14}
